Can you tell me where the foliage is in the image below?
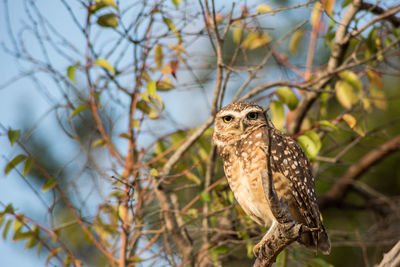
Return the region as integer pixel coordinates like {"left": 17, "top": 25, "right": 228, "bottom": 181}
{"left": 1, "top": 0, "right": 400, "bottom": 266}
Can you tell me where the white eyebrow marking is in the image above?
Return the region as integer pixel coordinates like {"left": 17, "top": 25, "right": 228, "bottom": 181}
{"left": 217, "top": 111, "right": 241, "bottom": 117}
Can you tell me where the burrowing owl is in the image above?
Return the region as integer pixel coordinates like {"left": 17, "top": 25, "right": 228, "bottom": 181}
{"left": 213, "top": 101, "right": 330, "bottom": 254}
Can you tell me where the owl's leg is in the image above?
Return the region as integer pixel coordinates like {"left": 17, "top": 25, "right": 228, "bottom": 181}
{"left": 253, "top": 220, "right": 278, "bottom": 257}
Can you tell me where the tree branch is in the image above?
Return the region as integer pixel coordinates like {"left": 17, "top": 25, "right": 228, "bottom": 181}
{"left": 319, "top": 135, "right": 400, "bottom": 209}
{"left": 377, "top": 241, "right": 400, "bottom": 267}
{"left": 360, "top": 2, "right": 400, "bottom": 27}
{"left": 287, "top": 0, "right": 363, "bottom": 135}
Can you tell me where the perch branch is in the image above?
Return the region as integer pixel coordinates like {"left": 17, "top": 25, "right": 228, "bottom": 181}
{"left": 253, "top": 147, "right": 318, "bottom": 267}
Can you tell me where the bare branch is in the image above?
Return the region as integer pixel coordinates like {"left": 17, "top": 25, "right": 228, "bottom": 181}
{"left": 377, "top": 241, "right": 400, "bottom": 267}
{"left": 319, "top": 135, "right": 400, "bottom": 209}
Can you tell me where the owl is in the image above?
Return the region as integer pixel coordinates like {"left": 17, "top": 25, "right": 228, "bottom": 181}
{"left": 213, "top": 101, "right": 330, "bottom": 254}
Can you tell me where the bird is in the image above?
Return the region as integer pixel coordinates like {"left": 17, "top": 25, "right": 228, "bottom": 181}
{"left": 212, "top": 101, "right": 330, "bottom": 255}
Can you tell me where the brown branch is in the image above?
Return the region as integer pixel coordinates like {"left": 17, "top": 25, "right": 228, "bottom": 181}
{"left": 287, "top": 0, "right": 363, "bottom": 135}
{"left": 253, "top": 168, "right": 317, "bottom": 267}
{"left": 360, "top": 2, "right": 400, "bottom": 27}
{"left": 319, "top": 135, "right": 400, "bottom": 209}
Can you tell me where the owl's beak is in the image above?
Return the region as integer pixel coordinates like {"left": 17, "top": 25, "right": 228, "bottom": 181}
{"left": 239, "top": 120, "right": 245, "bottom": 132}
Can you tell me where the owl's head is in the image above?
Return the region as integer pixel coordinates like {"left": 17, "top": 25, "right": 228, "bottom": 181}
{"left": 213, "top": 102, "right": 267, "bottom": 146}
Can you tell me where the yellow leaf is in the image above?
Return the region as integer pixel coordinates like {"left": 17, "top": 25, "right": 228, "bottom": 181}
{"left": 154, "top": 45, "right": 163, "bottom": 69}
{"left": 91, "top": 138, "right": 106, "bottom": 149}
{"left": 366, "top": 69, "right": 382, "bottom": 88}
{"left": 95, "top": 0, "right": 117, "bottom": 9}
{"left": 324, "top": 0, "right": 335, "bottom": 17}
{"left": 95, "top": 58, "right": 115, "bottom": 74}
{"left": 370, "top": 86, "right": 387, "bottom": 110}
{"left": 270, "top": 101, "right": 285, "bottom": 130}
{"left": 342, "top": 114, "right": 356, "bottom": 129}
{"left": 289, "top": 30, "right": 304, "bottom": 55}
{"left": 161, "top": 64, "right": 172, "bottom": 75}
{"left": 335, "top": 80, "right": 357, "bottom": 109}
{"left": 257, "top": 4, "right": 272, "bottom": 13}
{"left": 242, "top": 32, "right": 271, "bottom": 50}
{"left": 150, "top": 168, "right": 158, "bottom": 176}
{"left": 233, "top": 27, "right": 243, "bottom": 44}
{"left": 310, "top": 2, "right": 322, "bottom": 26}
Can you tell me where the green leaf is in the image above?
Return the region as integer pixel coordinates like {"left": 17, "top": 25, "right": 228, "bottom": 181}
{"left": 25, "top": 226, "right": 39, "bottom": 250}
{"left": 67, "top": 65, "right": 77, "bottom": 84}
{"left": 4, "top": 204, "right": 14, "bottom": 214}
{"left": 310, "top": 258, "right": 334, "bottom": 267}
{"left": 23, "top": 157, "right": 34, "bottom": 176}
{"left": 147, "top": 81, "right": 157, "bottom": 97}
{"left": 14, "top": 218, "right": 23, "bottom": 234}
{"left": 46, "top": 247, "right": 63, "bottom": 265}
{"left": 200, "top": 190, "right": 211, "bottom": 203}
{"left": 318, "top": 120, "right": 338, "bottom": 130}
{"left": 3, "top": 220, "right": 12, "bottom": 240}
{"left": 185, "top": 172, "right": 201, "bottom": 185}
{"left": 13, "top": 231, "right": 32, "bottom": 242}
{"left": 233, "top": 27, "right": 243, "bottom": 44}
{"left": 8, "top": 129, "right": 20, "bottom": 146}
{"left": 97, "top": 13, "right": 119, "bottom": 28}
{"left": 212, "top": 245, "right": 229, "bottom": 256}
{"left": 297, "top": 135, "right": 318, "bottom": 161}
{"left": 154, "top": 45, "right": 163, "bottom": 69}
{"left": 257, "top": 4, "right": 272, "bottom": 13}
{"left": 157, "top": 77, "right": 175, "bottom": 91}
{"left": 303, "top": 130, "right": 321, "bottom": 151}
{"left": 275, "top": 87, "right": 298, "bottom": 110}
{"left": 95, "top": 0, "right": 117, "bottom": 9}
{"left": 42, "top": 177, "right": 58, "bottom": 192}
{"left": 289, "top": 30, "right": 304, "bottom": 55}
{"left": 4, "top": 154, "right": 27, "bottom": 174}
{"left": 36, "top": 241, "right": 43, "bottom": 256}
{"left": 335, "top": 80, "right": 357, "bottom": 109}
{"left": 270, "top": 101, "right": 285, "bottom": 130}
{"left": 69, "top": 104, "right": 88, "bottom": 120}
{"left": 339, "top": 70, "right": 362, "bottom": 91}
{"left": 95, "top": 58, "right": 116, "bottom": 74}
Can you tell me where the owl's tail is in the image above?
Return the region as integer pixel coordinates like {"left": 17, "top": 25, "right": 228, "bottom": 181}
{"left": 298, "top": 224, "right": 331, "bottom": 254}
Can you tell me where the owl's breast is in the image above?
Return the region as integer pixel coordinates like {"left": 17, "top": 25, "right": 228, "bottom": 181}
{"left": 221, "top": 129, "right": 274, "bottom": 226}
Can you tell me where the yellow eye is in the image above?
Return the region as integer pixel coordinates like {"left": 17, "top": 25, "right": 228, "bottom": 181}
{"left": 223, "top": 116, "right": 233, "bottom": 123}
{"left": 247, "top": 112, "right": 258, "bottom": 120}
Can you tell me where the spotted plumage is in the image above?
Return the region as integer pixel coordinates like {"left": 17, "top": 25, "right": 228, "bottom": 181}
{"left": 213, "top": 101, "right": 330, "bottom": 254}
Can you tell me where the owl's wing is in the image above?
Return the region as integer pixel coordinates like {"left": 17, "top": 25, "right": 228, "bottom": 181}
{"left": 264, "top": 127, "right": 321, "bottom": 229}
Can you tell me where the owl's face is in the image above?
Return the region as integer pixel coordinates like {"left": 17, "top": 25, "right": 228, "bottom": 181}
{"left": 213, "top": 102, "right": 267, "bottom": 146}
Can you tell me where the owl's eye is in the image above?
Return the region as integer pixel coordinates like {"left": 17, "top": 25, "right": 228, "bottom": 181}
{"left": 247, "top": 112, "right": 258, "bottom": 120}
{"left": 223, "top": 116, "right": 233, "bottom": 123}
